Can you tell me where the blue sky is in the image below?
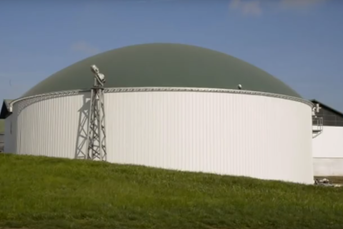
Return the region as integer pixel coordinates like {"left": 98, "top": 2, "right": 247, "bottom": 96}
{"left": 1, "top": 0, "right": 342, "bottom": 112}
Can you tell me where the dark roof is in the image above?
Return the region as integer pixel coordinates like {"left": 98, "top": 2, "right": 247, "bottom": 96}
{"left": 0, "top": 100, "right": 13, "bottom": 119}
{"left": 311, "top": 99, "right": 343, "bottom": 117}
{"left": 22, "top": 43, "right": 301, "bottom": 98}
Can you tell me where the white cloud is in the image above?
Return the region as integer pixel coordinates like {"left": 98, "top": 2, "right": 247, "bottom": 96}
{"left": 229, "top": 0, "right": 262, "bottom": 16}
{"left": 71, "top": 41, "right": 100, "bottom": 55}
{"left": 279, "top": 0, "right": 327, "bottom": 9}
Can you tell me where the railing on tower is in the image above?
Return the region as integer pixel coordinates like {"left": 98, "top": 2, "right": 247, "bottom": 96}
{"left": 312, "top": 103, "right": 323, "bottom": 138}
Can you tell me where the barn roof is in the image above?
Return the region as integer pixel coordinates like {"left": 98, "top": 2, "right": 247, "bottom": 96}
{"left": 0, "top": 99, "right": 13, "bottom": 119}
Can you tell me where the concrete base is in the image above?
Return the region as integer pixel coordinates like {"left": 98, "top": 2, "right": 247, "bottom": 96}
{"left": 313, "top": 158, "right": 343, "bottom": 176}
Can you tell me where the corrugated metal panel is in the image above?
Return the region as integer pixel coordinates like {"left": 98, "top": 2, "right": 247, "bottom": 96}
{"left": 14, "top": 93, "right": 87, "bottom": 159}
{"left": 105, "top": 91, "right": 313, "bottom": 184}
{"left": 13, "top": 91, "right": 313, "bottom": 184}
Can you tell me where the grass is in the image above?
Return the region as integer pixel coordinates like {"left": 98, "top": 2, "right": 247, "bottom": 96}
{"left": 0, "top": 119, "right": 4, "bottom": 134}
{"left": 1, "top": 154, "right": 343, "bottom": 229}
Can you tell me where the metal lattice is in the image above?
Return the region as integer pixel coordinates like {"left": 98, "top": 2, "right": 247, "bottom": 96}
{"left": 86, "top": 65, "right": 107, "bottom": 161}
{"left": 312, "top": 103, "right": 323, "bottom": 138}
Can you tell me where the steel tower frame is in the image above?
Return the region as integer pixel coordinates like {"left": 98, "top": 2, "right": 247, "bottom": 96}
{"left": 86, "top": 65, "right": 107, "bottom": 161}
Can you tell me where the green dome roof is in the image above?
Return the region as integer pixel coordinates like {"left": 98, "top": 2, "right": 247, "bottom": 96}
{"left": 22, "top": 43, "right": 301, "bottom": 98}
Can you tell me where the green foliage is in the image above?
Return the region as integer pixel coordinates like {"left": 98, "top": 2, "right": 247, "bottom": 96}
{"left": 0, "top": 154, "right": 343, "bottom": 229}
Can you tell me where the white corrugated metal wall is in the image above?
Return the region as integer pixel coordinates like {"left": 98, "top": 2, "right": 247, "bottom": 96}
{"left": 14, "top": 94, "right": 85, "bottom": 158}
{"left": 9, "top": 90, "right": 313, "bottom": 184}
{"left": 313, "top": 126, "right": 343, "bottom": 176}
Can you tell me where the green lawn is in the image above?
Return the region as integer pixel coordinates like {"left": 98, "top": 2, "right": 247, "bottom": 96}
{"left": 1, "top": 154, "right": 343, "bottom": 229}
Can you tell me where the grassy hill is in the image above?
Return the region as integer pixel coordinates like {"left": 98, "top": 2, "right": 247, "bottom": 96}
{"left": 1, "top": 154, "right": 343, "bottom": 229}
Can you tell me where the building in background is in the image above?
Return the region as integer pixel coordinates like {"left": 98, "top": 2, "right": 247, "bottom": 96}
{"left": 0, "top": 100, "right": 12, "bottom": 152}
{"left": 0, "top": 119, "right": 4, "bottom": 152}
{"left": 0, "top": 43, "right": 314, "bottom": 184}
{"left": 312, "top": 100, "right": 343, "bottom": 177}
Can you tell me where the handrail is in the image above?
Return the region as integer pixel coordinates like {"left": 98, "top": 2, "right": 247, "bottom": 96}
{"left": 312, "top": 116, "right": 323, "bottom": 138}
